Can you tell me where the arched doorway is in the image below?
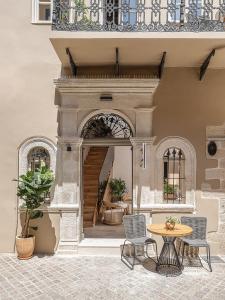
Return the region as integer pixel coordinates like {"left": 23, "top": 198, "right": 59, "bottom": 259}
{"left": 80, "top": 112, "right": 134, "bottom": 239}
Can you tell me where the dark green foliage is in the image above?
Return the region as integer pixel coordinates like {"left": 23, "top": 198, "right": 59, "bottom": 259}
{"left": 109, "top": 178, "right": 127, "bottom": 202}
{"left": 13, "top": 166, "right": 54, "bottom": 238}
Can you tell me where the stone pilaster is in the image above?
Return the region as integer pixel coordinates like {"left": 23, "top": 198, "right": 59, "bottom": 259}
{"left": 130, "top": 137, "right": 156, "bottom": 209}
{"left": 53, "top": 137, "right": 83, "bottom": 253}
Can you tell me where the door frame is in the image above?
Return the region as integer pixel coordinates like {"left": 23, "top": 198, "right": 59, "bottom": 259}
{"left": 80, "top": 138, "right": 133, "bottom": 240}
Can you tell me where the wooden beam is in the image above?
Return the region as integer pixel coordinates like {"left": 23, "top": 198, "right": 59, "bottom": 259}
{"left": 66, "top": 48, "right": 77, "bottom": 77}
{"left": 158, "top": 52, "right": 166, "bottom": 79}
{"left": 115, "top": 48, "right": 120, "bottom": 77}
{"left": 199, "top": 49, "right": 215, "bottom": 81}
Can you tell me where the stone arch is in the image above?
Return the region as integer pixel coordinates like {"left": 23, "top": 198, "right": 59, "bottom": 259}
{"left": 18, "top": 136, "right": 57, "bottom": 175}
{"left": 78, "top": 109, "right": 135, "bottom": 138}
{"left": 155, "top": 136, "right": 196, "bottom": 205}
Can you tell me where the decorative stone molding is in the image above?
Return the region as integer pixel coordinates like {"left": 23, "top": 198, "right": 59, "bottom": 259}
{"left": 154, "top": 136, "right": 197, "bottom": 206}
{"left": 57, "top": 211, "right": 80, "bottom": 254}
{"left": 53, "top": 137, "right": 83, "bottom": 206}
{"left": 54, "top": 78, "right": 160, "bottom": 96}
{"left": 18, "top": 136, "right": 57, "bottom": 176}
{"left": 202, "top": 191, "right": 225, "bottom": 254}
{"left": 205, "top": 123, "right": 225, "bottom": 190}
{"left": 204, "top": 123, "right": 225, "bottom": 254}
{"left": 130, "top": 137, "right": 156, "bottom": 208}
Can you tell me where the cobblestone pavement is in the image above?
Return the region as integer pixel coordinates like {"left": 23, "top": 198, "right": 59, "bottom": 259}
{"left": 0, "top": 255, "right": 225, "bottom": 300}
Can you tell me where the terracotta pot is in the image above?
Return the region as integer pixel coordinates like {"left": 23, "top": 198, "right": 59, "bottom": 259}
{"left": 165, "top": 222, "right": 175, "bottom": 230}
{"left": 15, "top": 236, "right": 35, "bottom": 260}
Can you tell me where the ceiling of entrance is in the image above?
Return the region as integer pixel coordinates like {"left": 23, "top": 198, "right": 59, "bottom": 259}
{"left": 50, "top": 33, "right": 225, "bottom": 69}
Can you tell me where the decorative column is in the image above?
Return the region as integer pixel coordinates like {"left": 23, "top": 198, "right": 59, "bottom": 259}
{"left": 53, "top": 137, "right": 83, "bottom": 254}
{"left": 130, "top": 137, "right": 156, "bottom": 210}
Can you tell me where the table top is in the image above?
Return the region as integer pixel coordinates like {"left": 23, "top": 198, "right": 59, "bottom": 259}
{"left": 147, "top": 223, "right": 193, "bottom": 237}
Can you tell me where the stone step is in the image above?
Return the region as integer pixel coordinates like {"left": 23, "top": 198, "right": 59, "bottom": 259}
{"left": 83, "top": 171, "right": 99, "bottom": 176}
{"left": 84, "top": 180, "right": 99, "bottom": 188}
{"left": 78, "top": 239, "right": 123, "bottom": 256}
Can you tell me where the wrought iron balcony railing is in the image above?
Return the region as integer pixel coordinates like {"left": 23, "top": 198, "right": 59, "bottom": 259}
{"left": 52, "top": 0, "right": 225, "bottom": 32}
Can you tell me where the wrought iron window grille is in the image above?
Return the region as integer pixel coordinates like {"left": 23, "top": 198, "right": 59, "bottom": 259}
{"left": 81, "top": 113, "right": 132, "bottom": 138}
{"left": 163, "top": 147, "right": 185, "bottom": 204}
{"left": 52, "top": 0, "right": 225, "bottom": 32}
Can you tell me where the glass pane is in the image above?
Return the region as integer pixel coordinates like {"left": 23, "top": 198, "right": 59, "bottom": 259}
{"left": 163, "top": 147, "right": 185, "bottom": 204}
{"left": 28, "top": 147, "right": 50, "bottom": 171}
{"left": 39, "top": 4, "right": 51, "bottom": 21}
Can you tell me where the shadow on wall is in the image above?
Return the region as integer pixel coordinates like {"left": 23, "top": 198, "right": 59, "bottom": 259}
{"left": 20, "top": 212, "right": 58, "bottom": 254}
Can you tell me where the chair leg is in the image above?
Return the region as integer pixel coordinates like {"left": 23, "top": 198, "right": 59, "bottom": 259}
{"left": 206, "top": 246, "right": 212, "bottom": 272}
{"left": 177, "top": 239, "right": 182, "bottom": 256}
{"left": 154, "top": 242, "right": 158, "bottom": 262}
{"left": 121, "top": 240, "right": 135, "bottom": 270}
{"left": 181, "top": 243, "right": 185, "bottom": 264}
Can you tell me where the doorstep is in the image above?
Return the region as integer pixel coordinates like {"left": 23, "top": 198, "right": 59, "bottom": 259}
{"left": 78, "top": 238, "right": 124, "bottom": 256}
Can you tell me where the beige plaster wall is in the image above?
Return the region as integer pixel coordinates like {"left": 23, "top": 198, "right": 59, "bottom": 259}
{"left": 18, "top": 212, "right": 60, "bottom": 254}
{"left": 153, "top": 68, "right": 225, "bottom": 190}
{"left": 1, "top": 2, "right": 225, "bottom": 254}
{"left": 0, "top": 0, "right": 60, "bottom": 252}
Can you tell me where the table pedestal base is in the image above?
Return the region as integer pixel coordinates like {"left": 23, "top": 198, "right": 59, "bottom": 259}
{"left": 157, "top": 236, "right": 183, "bottom": 276}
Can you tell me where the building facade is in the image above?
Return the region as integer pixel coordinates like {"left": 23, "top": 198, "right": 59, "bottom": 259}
{"left": 1, "top": 0, "right": 225, "bottom": 254}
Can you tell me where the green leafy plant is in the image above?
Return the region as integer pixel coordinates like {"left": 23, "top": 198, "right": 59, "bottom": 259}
{"left": 164, "top": 182, "right": 177, "bottom": 195}
{"left": 13, "top": 166, "right": 54, "bottom": 238}
{"left": 165, "top": 216, "right": 180, "bottom": 225}
{"left": 109, "top": 178, "right": 127, "bottom": 202}
{"left": 73, "top": 0, "right": 95, "bottom": 27}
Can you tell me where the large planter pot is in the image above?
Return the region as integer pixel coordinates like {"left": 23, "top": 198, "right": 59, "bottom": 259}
{"left": 15, "top": 236, "right": 35, "bottom": 260}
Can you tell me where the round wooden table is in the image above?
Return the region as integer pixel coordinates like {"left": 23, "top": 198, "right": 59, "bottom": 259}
{"left": 147, "top": 223, "right": 193, "bottom": 276}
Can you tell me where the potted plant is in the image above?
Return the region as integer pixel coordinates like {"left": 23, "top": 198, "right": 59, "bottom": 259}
{"left": 14, "top": 166, "right": 54, "bottom": 259}
{"left": 165, "top": 216, "right": 180, "bottom": 230}
{"left": 163, "top": 181, "right": 177, "bottom": 201}
{"left": 109, "top": 178, "right": 127, "bottom": 202}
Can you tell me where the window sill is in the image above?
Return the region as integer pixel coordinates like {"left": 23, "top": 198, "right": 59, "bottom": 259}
{"left": 31, "top": 21, "right": 52, "bottom": 25}
{"left": 133, "top": 204, "right": 195, "bottom": 213}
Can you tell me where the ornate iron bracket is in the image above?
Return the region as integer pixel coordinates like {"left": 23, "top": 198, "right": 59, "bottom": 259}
{"left": 66, "top": 48, "right": 77, "bottom": 77}
{"left": 115, "top": 48, "right": 120, "bottom": 77}
{"left": 158, "top": 52, "right": 167, "bottom": 79}
{"left": 199, "top": 49, "right": 216, "bottom": 81}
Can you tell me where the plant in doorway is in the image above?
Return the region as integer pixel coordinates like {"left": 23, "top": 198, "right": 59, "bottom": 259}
{"left": 13, "top": 166, "right": 54, "bottom": 259}
{"left": 109, "top": 178, "right": 127, "bottom": 202}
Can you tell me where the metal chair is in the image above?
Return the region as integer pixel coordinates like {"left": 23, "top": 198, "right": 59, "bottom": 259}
{"left": 121, "top": 214, "right": 158, "bottom": 270}
{"left": 179, "top": 216, "right": 212, "bottom": 272}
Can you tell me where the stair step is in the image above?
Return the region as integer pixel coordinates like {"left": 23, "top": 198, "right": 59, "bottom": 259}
{"left": 84, "top": 185, "right": 98, "bottom": 195}
{"left": 83, "top": 146, "right": 108, "bottom": 227}
{"left": 83, "top": 181, "right": 99, "bottom": 186}
{"left": 83, "top": 222, "right": 94, "bottom": 228}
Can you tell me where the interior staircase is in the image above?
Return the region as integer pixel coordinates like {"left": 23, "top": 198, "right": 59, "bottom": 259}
{"left": 83, "top": 147, "right": 108, "bottom": 228}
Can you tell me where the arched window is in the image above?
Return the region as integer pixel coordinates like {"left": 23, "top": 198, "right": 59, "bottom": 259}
{"left": 19, "top": 137, "right": 56, "bottom": 176}
{"left": 163, "top": 147, "right": 185, "bottom": 203}
{"left": 27, "top": 147, "right": 50, "bottom": 171}
{"left": 155, "top": 137, "right": 196, "bottom": 206}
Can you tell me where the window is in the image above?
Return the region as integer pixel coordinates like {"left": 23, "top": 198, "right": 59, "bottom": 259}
{"left": 155, "top": 137, "right": 196, "bottom": 206}
{"left": 27, "top": 147, "right": 50, "bottom": 171}
{"left": 32, "top": 0, "right": 52, "bottom": 23}
{"left": 168, "top": 0, "right": 182, "bottom": 23}
{"left": 19, "top": 137, "right": 56, "bottom": 176}
{"left": 122, "top": 0, "right": 137, "bottom": 26}
{"left": 168, "top": 0, "right": 202, "bottom": 23}
{"left": 163, "top": 147, "right": 185, "bottom": 203}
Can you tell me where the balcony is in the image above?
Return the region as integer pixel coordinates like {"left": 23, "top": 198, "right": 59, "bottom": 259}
{"left": 52, "top": 0, "right": 225, "bottom": 32}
